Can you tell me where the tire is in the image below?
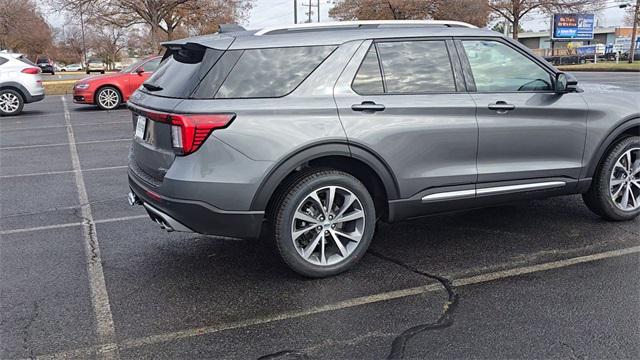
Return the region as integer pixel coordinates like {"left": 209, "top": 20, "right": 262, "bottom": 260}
{"left": 95, "top": 86, "right": 121, "bottom": 110}
{"left": 272, "top": 169, "right": 376, "bottom": 278}
{"left": 0, "top": 89, "right": 25, "bottom": 116}
{"left": 86, "top": 71, "right": 90, "bottom": 74}
{"left": 100, "top": 70, "right": 105, "bottom": 74}
{"left": 583, "top": 136, "right": 640, "bottom": 221}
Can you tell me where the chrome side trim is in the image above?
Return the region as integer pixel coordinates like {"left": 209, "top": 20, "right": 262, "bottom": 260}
{"left": 476, "top": 181, "right": 566, "bottom": 196}
{"left": 422, "top": 189, "right": 475, "bottom": 202}
{"left": 421, "top": 181, "right": 567, "bottom": 202}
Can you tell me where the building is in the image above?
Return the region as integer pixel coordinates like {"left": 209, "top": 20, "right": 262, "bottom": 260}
{"left": 518, "top": 27, "right": 634, "bottom": 56}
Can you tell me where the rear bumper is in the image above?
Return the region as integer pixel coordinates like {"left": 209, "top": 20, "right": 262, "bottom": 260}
{"left": 128, "top": 170, "right": 265, "bottom": 239}
{"left": 25, "top": 93, "right": 44, "bottom": 104}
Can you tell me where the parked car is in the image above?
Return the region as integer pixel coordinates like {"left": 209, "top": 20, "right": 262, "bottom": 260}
{"left": 35, "top": 55, "right": 55, "bottom": 74}
{"left": 127, "top": 21, "right": 640, "bottom": 278}
{"left": 0, "top": 52, "right": 44, "bottom": 116}
{"left": 73, "top": 56, "right": 161, "bottom": 110}
{"left": 86, "top": 59, "right": 106, "bottom": 74}
{"left": 62, "top": 63, "right": 83, "bottom": 72}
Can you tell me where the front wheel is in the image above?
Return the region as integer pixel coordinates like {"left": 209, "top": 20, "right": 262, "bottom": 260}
{"left": 0, "top": 89, "right": 25, "bottom": 116}
{"left": 272, "top": 169, "right": 376, "bottom": 278}
{"left": 583, "top": 136, "right": 640, "bottom": 221}
{"left": 95, "top": 86, "right": 121, "bottom": 110}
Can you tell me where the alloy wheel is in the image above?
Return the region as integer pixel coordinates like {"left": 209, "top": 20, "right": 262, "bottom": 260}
{"left": 0, "top": 92, "right": 20, "bottom": 114}
{"left": 610, "top": 147, "right": 640, "bottom": 211}
{"left": 98, "top": 88, "right": 119, "bottom": 109}
{"left": 291, "top": 186, "right": 365, "bottom": 266}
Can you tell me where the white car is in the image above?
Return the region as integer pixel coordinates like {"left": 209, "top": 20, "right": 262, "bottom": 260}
{"left": 86, "top": 60, "right": 106, "bottom": 74}
{"left": 0, "top": 52, "right": 45, "bottom": 116}
{"left": 62, "top": 63, "right": 83, "bottom": 72}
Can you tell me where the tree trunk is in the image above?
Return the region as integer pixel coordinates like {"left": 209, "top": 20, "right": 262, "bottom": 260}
{"left": 512, "top": 16, "right": 519, "bottom": 40}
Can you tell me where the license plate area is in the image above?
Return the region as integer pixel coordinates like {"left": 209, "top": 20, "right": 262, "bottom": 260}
{"left": 135, "top": 115, "right": 147, "bottom": 140}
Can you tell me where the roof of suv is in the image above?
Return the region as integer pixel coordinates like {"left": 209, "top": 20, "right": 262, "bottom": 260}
{"left": 163, "top": 21, "right": 500, "bottom": 51}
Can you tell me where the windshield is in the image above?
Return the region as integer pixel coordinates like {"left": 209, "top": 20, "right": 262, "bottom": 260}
{"left": 121, "top": 58, "right": 146, "bottom": 73}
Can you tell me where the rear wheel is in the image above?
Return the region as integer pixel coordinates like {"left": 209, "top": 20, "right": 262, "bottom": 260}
{"left": 0, "top": 89, "right": 24, "bottom": 116}
{"left": 95, "top": 86, "right": 121, "bottom": 110}
{"left": 272, "top": 169, "right": 376, "bottom": 278}
{"left": 583, "top": 136, "right": 640, "bottom": 221}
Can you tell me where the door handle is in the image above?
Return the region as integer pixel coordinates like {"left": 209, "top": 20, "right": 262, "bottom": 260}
{"left": 351, "top": 101, "right": 385, "bottom": 112}
{"left": 488, "top": 101, "right": 515, "bottom": 113}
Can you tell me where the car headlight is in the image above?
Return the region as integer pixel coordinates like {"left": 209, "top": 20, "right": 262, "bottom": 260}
{"left": 75, "top": 83, "right": 90, "bottom": 90}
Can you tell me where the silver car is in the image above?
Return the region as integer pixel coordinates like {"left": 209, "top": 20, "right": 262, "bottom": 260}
{"left": 127, "top": 21, "right": 640, "bottom": 277}
{"left": 0, "top": 52, "right": 45, "bottom": 116}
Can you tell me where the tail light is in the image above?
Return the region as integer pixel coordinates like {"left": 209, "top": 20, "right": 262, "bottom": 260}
{"left": 170, "top": 114, "right": 235, "bottom": 155}
{"left": 21, "top": 67, "right": 41, "bottom": 74}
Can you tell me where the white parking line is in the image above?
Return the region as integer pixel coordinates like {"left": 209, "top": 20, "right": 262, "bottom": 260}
{"left": 0, "top": 138, "right": 130, "bottom": 151}
{"left": 0, "top": 166, "right": 128, "bottom": 179}
{"left": 1, "top": 121, "right": 131, "bottom": 132}
{"left": 0, "top": 215, "right": 148, "bottom": 235}
{"left": 62, "top": 97, "right": 119, "bottom": 359}
{"left": 35, "top": 245, "right": 640, "bottom": 359}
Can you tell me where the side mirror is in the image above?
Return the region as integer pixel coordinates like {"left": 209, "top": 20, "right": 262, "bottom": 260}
{"left": 136, "top": 67, "right": 145, "bottom": 75}
{"left": 555, "top": 72, "right": 578, "bottom": 94}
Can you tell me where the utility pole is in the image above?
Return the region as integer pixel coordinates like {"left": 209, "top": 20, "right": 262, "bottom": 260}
{"left": 301, "top": 0, "right": 320, "bottom": 23}
{"left": 294, "top": 0, "right": 297, "bottom": 24}
{"left": 629, "top": 0, "right": 639, "bottom": 63}
{"left": 80, "top": 6, "right": 87, "bottom": 67}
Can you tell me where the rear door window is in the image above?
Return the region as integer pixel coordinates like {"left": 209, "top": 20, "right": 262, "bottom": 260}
{"left": 352, "top": 41, "right": 456, "bottom": 94}
{"left": 214, "top": 46, "right": 335, "bottom": 99}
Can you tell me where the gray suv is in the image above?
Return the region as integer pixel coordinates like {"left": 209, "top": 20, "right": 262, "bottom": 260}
{"left": 127, "top": 21, "right": 640, "bottom": 277}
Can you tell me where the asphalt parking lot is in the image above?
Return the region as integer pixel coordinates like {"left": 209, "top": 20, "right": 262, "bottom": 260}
{"left": 1, "top": 73, "right": 639, "bottom": 359}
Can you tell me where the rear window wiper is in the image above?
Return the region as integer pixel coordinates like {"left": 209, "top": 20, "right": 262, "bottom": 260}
{"left": 143, "top": 83, "right": 163, "bottom": 91}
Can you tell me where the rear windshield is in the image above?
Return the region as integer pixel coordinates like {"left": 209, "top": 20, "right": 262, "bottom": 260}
{"left": 143, "top": 44, "right": 335, "bottom": 99}
{"left": 17, "top": 56, "right": 36, "bottom": 66}
{"left": 142, "top": 45, "right": 223, "bottom": 98}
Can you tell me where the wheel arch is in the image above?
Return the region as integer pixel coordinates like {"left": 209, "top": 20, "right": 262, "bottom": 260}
{"left": 585, "top": 117, "right": 640, "bottom": 179}
{"left": 251, "top": 141, "right": 400, "bottom": 220}
{"left": 0, "top": 82, "right": 27, "bottom": 102}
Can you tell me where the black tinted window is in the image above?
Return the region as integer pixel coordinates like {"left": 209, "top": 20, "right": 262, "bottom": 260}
{"left": 215, "top": 46, "right": 335, "bottom": 99}
{"left": 352, "top": 45, "right": 384, "bottom": 94}
{"left": 376, "top": 41, "right": 456, "bottom": 93}
{"left": 0, "top": 57, "right": 7, "bottom": 66}
{"left": 143, "top": 46, "right": 223, "bottom": 98}
{"left": 462, "top": 40, "right": 552, "bottom": 92}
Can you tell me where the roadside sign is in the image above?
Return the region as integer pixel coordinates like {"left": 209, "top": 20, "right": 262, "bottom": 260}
{"left": 551, "top": 14, "right": 595, "bottom": 40}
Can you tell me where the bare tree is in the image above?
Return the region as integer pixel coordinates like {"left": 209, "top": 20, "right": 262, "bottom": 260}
{"left": 53, "top": 0, "right": 253, "bottom": 51}
{"left": 488, "top": 0, "right": 605, "bottom": 40}
{"left": 0, "top": 0, "right": 53, "bottom": 59}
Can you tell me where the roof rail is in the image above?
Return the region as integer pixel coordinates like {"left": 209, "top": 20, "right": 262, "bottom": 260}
{"left": 255, "top": 20, "right": 477, "bottom": 35}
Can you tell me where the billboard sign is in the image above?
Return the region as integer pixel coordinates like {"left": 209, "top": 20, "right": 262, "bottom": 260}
{"left": 552, "top": 14, "right": 595, "bottom": 40}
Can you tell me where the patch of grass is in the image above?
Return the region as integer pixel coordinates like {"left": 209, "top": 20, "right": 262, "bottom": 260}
{"left": 557, "top": 61, "right": 640, "bottom": 72}
{"left": 43, "top": 81, "right": 75, "bottom": 95}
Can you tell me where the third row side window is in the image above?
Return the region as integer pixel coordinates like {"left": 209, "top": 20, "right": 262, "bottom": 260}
{"left": 352, "top": 40, "right": 456, "bottom": 95}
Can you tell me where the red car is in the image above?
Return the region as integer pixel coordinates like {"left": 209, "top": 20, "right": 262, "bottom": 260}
{"left": 73, "top": 56, "right": 162, "bottom": 110}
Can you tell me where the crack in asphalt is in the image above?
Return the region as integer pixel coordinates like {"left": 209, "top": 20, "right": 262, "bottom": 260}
{"left": 367, "top": 250, "right": 459, "bottom": 359}
{"left": 256, "top": 250, "right": 459, "bottom": 360}
{"left": 561, "top": 341, "right": 583, "bottom": 360}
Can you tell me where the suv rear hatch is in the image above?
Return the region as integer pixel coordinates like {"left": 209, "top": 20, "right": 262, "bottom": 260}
{"left": 128, "top": 40, "right": 234, "bottom": 186}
